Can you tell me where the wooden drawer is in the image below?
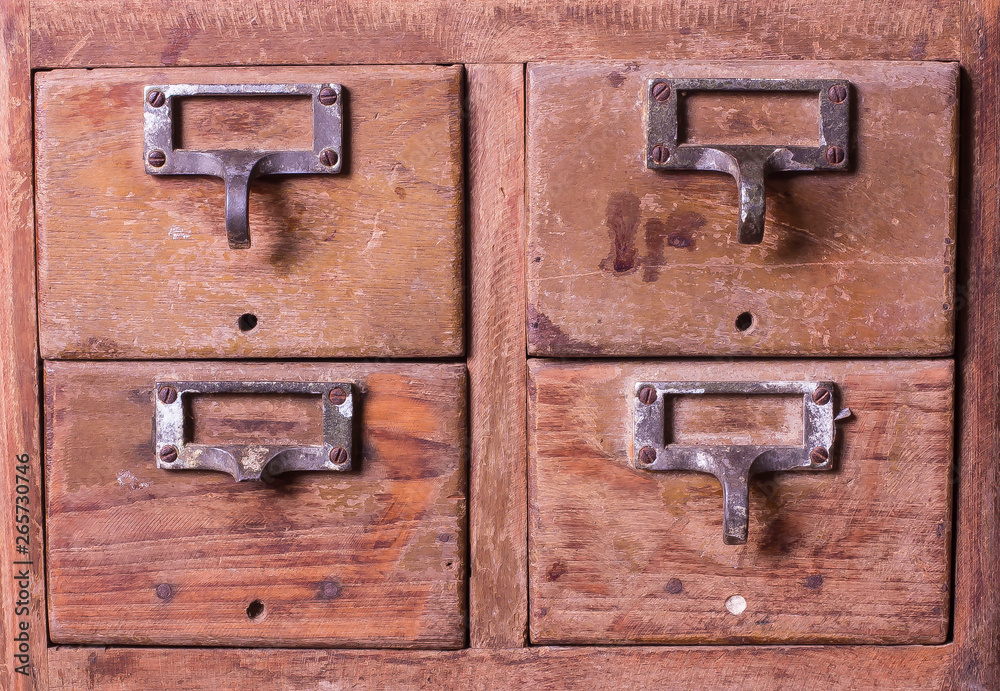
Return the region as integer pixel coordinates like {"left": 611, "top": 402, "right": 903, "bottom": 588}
{"left": 44, "top": 361, "right": 467, "bottom": 648}
{"left": 527, "top": 61, "right": 957, "bottom": 357}
{"left": 528, "top": 359, "right": 953, "bottom": 644}
{"left": 35, "top": 66, "right": 464, "bottom": 359}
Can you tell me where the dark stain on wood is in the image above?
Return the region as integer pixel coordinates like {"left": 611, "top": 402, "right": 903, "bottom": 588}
{"left": 527, "top": 305, "right": 601, "bottom": 355}
{"left": 599, "top": 191, "right": 641, "bottom": 275}
{"left": 546, "top": 562, "right": 567, "bottom": 582}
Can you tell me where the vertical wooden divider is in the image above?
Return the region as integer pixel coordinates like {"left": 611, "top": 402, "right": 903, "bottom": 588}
{"left": 0, "top": 0, "right": 48, "bottom": 688}
{"left": 956, "top": 0, "right": 1000, "bottom": 686}
{"left": 467, "top": 64, "right": 529, "bottom": 648}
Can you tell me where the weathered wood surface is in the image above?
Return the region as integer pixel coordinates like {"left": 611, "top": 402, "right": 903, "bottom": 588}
{"left": 0, "top": 0, "right": 48, "bottom": 688}
{"left": 35, "top": 66, "right": 464, "bottom": 359}
{"left": 28, "top": 0, "right": 960, "bottom": 68}
{"left": 955, "top": 0, "right": 1000, "bottom": 685}
{"left": 527, "top": 61, "right": 958, "bottom": 357}
{"left": 46, "top": 644, "right": 954, "bottom": 690}
{"left": 529, "top": 359, "right": 953, "bottom": 644}
{"left": 44, "top": 361, "right": 467, "bottom": 648}
{"left": 466, "top": 64, "right": 528, "bottom": 648}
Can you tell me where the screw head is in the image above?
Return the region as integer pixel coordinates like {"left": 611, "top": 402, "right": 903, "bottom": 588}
{"left": 158, "top": 386, "right": 178, "bottom": 404}
{"left": 651, "top": 81, "right": 671, "bottom": 102}
{"left": 637, "top": 386, "right": 657, "bottom": 405}
{"left": 810, "top": 446, "right": 830, "bottom": 466}
{"left": 638, "top": 446, "right": 657, "bottom": 465}
{"left": 651, "top": 145, "right": 670, "bottom": 165}
{"left": 147, "top": 149, "right": 166, "bottom": 167}
{"left": 827, "top": 84, "right": 848, "bottom": 104}
{"left": 318, "top": 581, "right": 341, "bottom": 599}
{"left": 319, "top": 148, "right": 339, "bottom": 167}
{"left": 159, "top": 445, "right": 179, "bottom": 463}
{"left": 328, "top": 386, "right": 348, "bottom": 405}
{"left": 811, "top": 387, "right": 831, "bottom": 406}
{"left": 825, "top": 145, "right": 846, "bottom": 165}
{"left": 330, "top": 447, "right": 350, "bottom": 466}
{"left": 318, "top": 87, "right": 339, "bottom": 106}
{"left": 155, "top": 583, "right": 172, "bottom": 599}
{"left": 147, "top": 90, "right": 166, "bottom": 108}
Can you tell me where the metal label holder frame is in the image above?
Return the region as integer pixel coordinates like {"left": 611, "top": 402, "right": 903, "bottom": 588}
{"left": 646, "top": 78, "right": 851, "bottom": 244}
{"left": 154, "top": 380, "right": 354, "bottom": 483}
{"left": 143, "top": 83, "right": 344, "bottom": 249}
{"left": 633, "top": 380, "right": 851, "bottom": 545}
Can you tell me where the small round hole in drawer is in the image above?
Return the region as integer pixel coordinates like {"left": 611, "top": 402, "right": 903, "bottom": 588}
{"left": 238, "top": 313, "right": 258, "bottom": 332}
{"left": 735, "top": 311, "right": 754, "bottom": 332}
{"left": 246, "top": 599, "right": 265, "bottom": 620}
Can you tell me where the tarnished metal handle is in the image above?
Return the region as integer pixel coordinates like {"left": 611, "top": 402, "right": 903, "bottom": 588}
{"left": 154, "top": 380, "right": 354, "bottom": 483}
{"left": 646, "top": 78, "right": 852, "bottom": 245}
{"left": 632, "top": 381, "right": 851, "bottom": 544}
{"left": 143, "top": 83, "right": 344, "bottom": 249}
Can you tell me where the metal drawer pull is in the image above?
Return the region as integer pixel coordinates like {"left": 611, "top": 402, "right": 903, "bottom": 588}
{"left": 646, "top": 78, "right": 852, "bottom": 245}
{"left": 143, "top": 83, "right": 344, "bottom": 249}
{"left": 154, "top": 380, "right": 353, "bottom": 482}
{"left": 632, "top": 381, "right": 851, "bottom": 545}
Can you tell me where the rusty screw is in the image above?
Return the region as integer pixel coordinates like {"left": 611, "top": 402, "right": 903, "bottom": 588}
{"left": 318, "top": 581, "right": 341, "bottom": 599}
{"left": 146, "top": 90, "right": 166, "bottom": 108}
{"left": 651, "top": 145, "right": 670, "bottom": 164}
{"left": 328, "top": 386, "right": 348, "bottom": 405}
{"left": 147, "top": 149, "right": 166, "bottom": 167}
{"left": 638, "top": 446, "right": 657, "bottom": 465}
{"left": 827, "top": 84, "right": 848, "bottom": 104}
{"left": 158, "top": 386, "right": 178, "bottom": 405}
{"left": 811, "top": 387, "right": 831, "bottom": 406}
{"left": 330, "top": 447, "right": 350, "bottom": 466}
{"left": 637, "top": 386, "right": 657, "bottom": 405}
{"left": 651, "top": 81, "right": 671, "bottom": 102}
{"left": 318, "top": 87, "right": 339, "bottom": 106}
{"left": 155, "top": 583, "right": 172, "bottom": 599}
{"left": 825, "top": 145, "right": 846, "bottom": 165}
{"left": 159, "top": 445, "right": 179, "bottom": 464}
{"left": 319, "top": 148, "right": 339, "bottom": 167}
{"left": 810, "top": 446, "right": 830, "bottom": 466}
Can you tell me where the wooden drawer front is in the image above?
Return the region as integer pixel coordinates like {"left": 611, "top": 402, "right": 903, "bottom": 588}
{"left": 36, "top": 66, "right": 463, "bottom": 359}
{"left": 44, "top": 361, "right": 467, "bottom": 648}
{"left": 528, "top": 359, "right": 953, "bottom": 644}
{"left": 527, "top": 61, "right": 957, "bottom": 356}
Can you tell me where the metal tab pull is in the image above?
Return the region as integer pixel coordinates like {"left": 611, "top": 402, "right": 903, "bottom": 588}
{"left": 143, "top": 83, "right": 344, "bottom": 249}
{"left": 632, "top": 381, "right": 851, "bottom": 544}
{"left": 154, "top": 381, "right": 354, "bottom": 482}
{"left": 646, "top": 78, "right": 851, "bottom": 244}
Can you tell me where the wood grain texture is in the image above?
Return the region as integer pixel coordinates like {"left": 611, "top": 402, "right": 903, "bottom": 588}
{"left": 46, "top": 644, "right": 954, "bottom": 690}
{"left": 0, "top": 0, "right": 47, "bottom": 688}
{"left": 44, "top": 361, "right": 467, "bottom": 648}
{"left": 956, "top": 0, "right": 1000, "bottom": 685}
{"left": 467, "top": 64, "right": 528, "bottom": 648}
{"left": 527, "top": 61, "right": 958, "bottom": 357}
{"left": 35, "top": 66, "right": 464, "bottom": 359}
{"left": 529, "top": 359, "right": 953, "bottom": 644}
{"left": 28, "top": 0, "right": 959, "bottom": 68}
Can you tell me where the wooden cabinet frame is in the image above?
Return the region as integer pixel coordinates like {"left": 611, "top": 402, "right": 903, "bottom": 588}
{"left": 1, "top": 1, "right": 995, "bottom": 687}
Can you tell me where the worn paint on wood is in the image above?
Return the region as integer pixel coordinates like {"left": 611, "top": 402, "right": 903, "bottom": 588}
{"left": 46, "top": 644, "right": 954, "bottom": 690}
{"left": 467, "top": 64, "right": 529, "bottom": 648}
{"left": 0, "top": 0, "right": 48, "bottom": 688}
{"left": 28, "top": 0, "right": 960, "bottom": 68}
{"left": 527, "top": 61, "right": 958, "bottom": 356}
{"left": 44, "top": 361, "right": 467, "bottom": 648}
{"left": 35, "top": 66, "right": 464, "bottom": 359}
{"left": 956, "top": 0, "right": 1000, "bottom": 684}
{"left": 529, "top": 359, "right": 953, "bottom": 644}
